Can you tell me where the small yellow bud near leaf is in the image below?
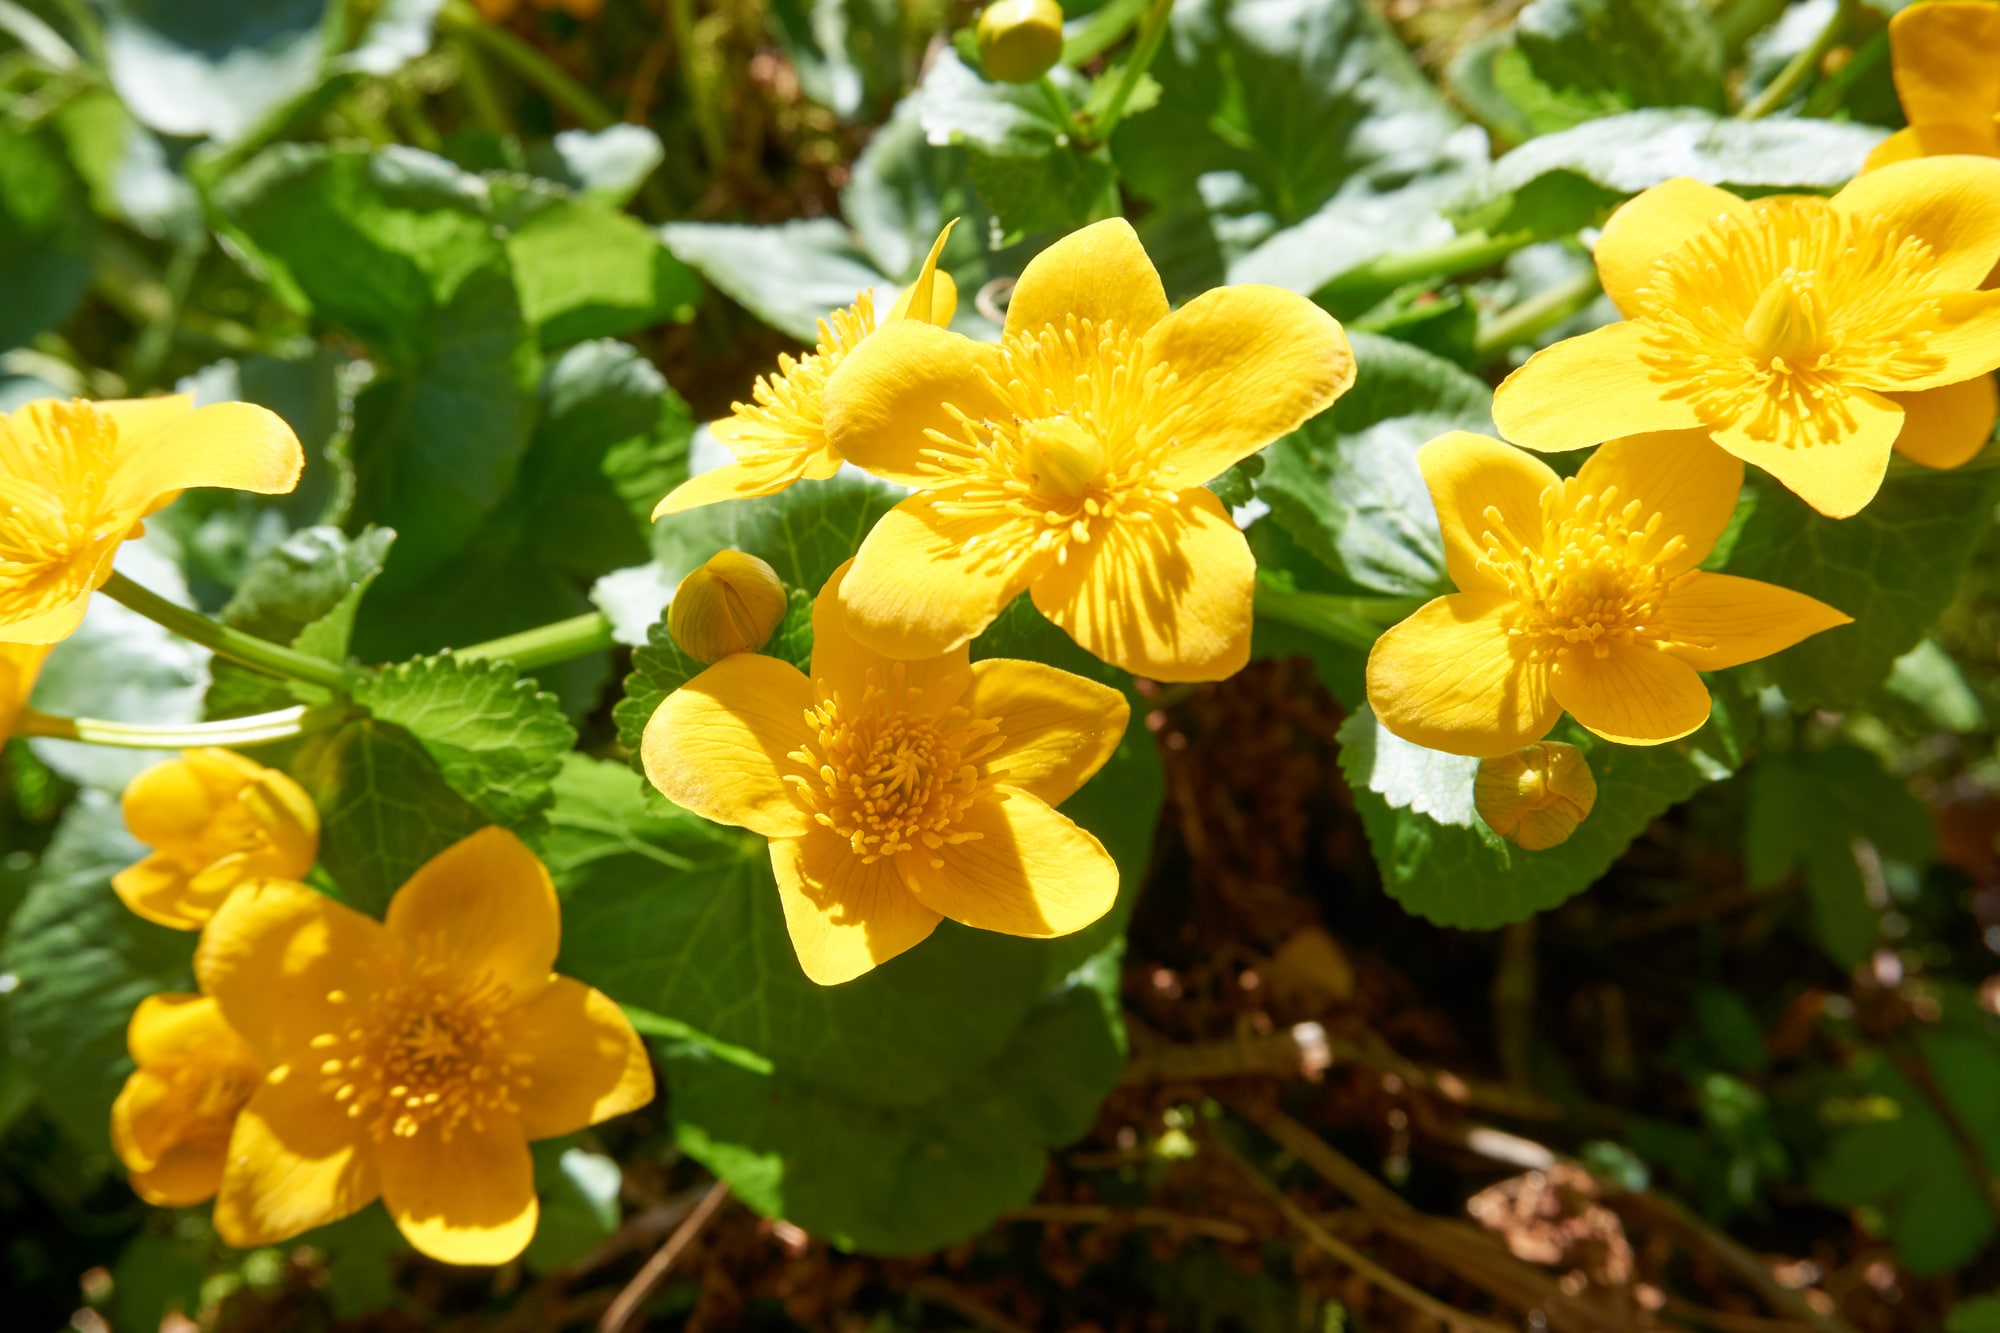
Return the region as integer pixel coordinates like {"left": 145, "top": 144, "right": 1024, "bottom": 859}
{"left": 1474, "top": 742, "right": 1598, "bottom": 852}
{"left": 977, "top": 0, "right": 1065, "bottom": 83}
{"left": 670, "top": 551, "right": 789, "bottom": 663}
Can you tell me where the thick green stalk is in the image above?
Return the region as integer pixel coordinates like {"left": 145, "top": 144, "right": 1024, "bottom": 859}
{"left": 1089, "top": 0, "right": 1174, "bottom": 144}
{"left": 1318, "top": 229, "right": 1536, "bottom": 306}
{"left": 1039, "top": 75, "right": 1086, "bottom": 145}
{"left": 456, "top": 612, "right": 617, "bottom": 671}
{"left": 1474, "top": 267, "right": 1604, "bottom": 364}
{"left": 15, "top": 704, "right": 352, "bottom": 750}
{"left": 99, "top": 572, "right": 354, "bottom": 692}
{"left": 1739, "top": 0, "right": 1854, "bottom": 120}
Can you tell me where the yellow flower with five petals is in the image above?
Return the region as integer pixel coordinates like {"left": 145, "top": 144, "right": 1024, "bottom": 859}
{"left": 1, "top": 395, "right": 304, "bottom": 643}
{"left": 821, "top": 218, "right": 1355, "bottom": 681}
{"left": 111, "top": 994, "right": 263, "bottom": 1207}
{"left": 1366, "top": 431, "right": 1850, "bottom": 757}
{"left": 194, "top": 827, "right": 654, "bottom": 1265}
{"left": 652, "top": 227, "right": 960, "bottom": 516}
{"left": 1864, "top": 1, "right": 2000, "bottom": 172}
{"left": 1491, "top": 160, "right": 2000, "bottom": 517}
{"left": 643, "top": 561, "right": 1129, "bottom": 986}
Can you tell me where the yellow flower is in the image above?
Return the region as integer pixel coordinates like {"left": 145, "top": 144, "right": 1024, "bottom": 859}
{"left": 0, "top": 395, "right": 303, "bottom": 644}
{"left": 112, "top": 748, "right": 320, "bottom": 931}
{"left": 1366, "top": 431, "right": 1850, "bottom": 757}
{"left": 821, "top": 218, "right": 1354, "bottom": 681}
{"left": 652, "top": 226, "right": 960, "bottom": 516}
{"left": 669, "top": 550, "right": 788, "bottom": 663}
{"left": 111, "top": 994, "right": 263, "bottom": 1207}
{"left": 0, "top": 642, "right": 49, "bottom": 740}
{"left": 1474, "top": 742, "right": 1597, "bottom": 851}
{"left": 1864, "top": 1, "right": 2000, "bottom": 171}
{"left": 194, "top": 828, "right": 655, "bottom": 1265}
{"left": 642, "top": 560, "right": 1129, "bottom": 985}
{"left": 1490, "top": 161, "right": 2000, "bottom": 517}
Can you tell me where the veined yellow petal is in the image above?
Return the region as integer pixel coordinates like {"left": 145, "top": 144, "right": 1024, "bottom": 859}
{"left": 1029, "top": 488, "right": 1254, "bottom": 682}
{"left": 1550, "top": 643, "right": 1710, "bottom": 746}
{"left": 1139, "top": 284, "right": 1355, "bottom": 485}
{"left": 968, "top": 659, "right": 1129, "bottom": 806}
{"left": 1493, "top": 322, "right": 1705, "bottom": 452}
{"left": 886, "top": 221, "right": 958, "bottom": 326}
{"left": 821, "top": 320, "right": 1009, "bottom": 485}
{"left": 1833, "top": 156, "right": 2000, "bottom": 294}
{"left": 1415, "top": 432, "right": 1558, "bottom": 595}
{"left": 1891, "top": 289, "right": 2000, "bottom": 391}
{"left": 1003, "top": 217, "right": 1169, "bottom": 339}
{"left": 1886, "top": 2, "right": 2000, "bottom": 157}
{"left": 1573, "top": 429, "right": 1745, "bottom": 573}
{"left": 1890, "top": 375, "right": 1998, "bottom": 469}
{"left": 113, "top": 853, "right": 214, "bottom": 931}
{"left": 1366, "top": 593, "right": 1558, "bottom": 758}
{"left": 1660, "top": 573, "right": 1851, "bottom": 670}
{"left": 1710, "top": 386, "right": 1902, "bottom": 519}
{"left": 196, "top": 879, "right": 387, "bottom": 1067}
{"left": 1595, "top": 179, "right": 1757, "bottom": 317}
{"left": 651, "top": 452, "right": 817, "bottom": 519}
{"left": 1862, "top": 127, "right": 1927, "bottom": 173}
{"left": 769, "top": 830, "right": 941, "bottom": 986}
{"left": 0, "top": 592, "right": 96, "bottom": 646}
{"left": 811, "top": 558, "right": 971, "bottom": 713}
{"left": 378, "top": 1113, "right": 538, "bottom": 1266}
{"left": 507, "top": 976, "right": 654, "bottom": 1140}
{"left": 385, "top": 827, "right": 561, "bottom": 1006}
{"left": 842, "top": 493, "right": 1047, "bottom": 660}
{"left": 900, "top": 788, "right": 1118, "bottom": 937}
{"left": 212, "top": 1067, "right": 378, "bottom": 1248}
{"left": 640, "top": 653, "right": 815, "bottom": 838}
{"left": 105, "top": 401, "right": 305, "bottom": 517}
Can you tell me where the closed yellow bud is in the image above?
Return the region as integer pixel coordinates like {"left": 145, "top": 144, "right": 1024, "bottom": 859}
{"left": 111, "top": 994, "right": 262, "bottom": 1207}
{"left": 1473, "top": 742, "right": 1597, "bottom": 852}
{"left": 977, "top": 0, "right": 1065, "bottom": 83}
{"left": 670, "top": 551, "right": 788, "bottom": 663}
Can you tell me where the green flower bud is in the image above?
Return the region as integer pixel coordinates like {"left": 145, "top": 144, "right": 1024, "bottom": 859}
{"left": 1474, "top": 742, "right": 1597, "bottom": 851}
{"left": 669, "top": 551, "right": 788, "bottom": 664}
{"left": 977, "top": 0, "right": 1065, "bottom": 84}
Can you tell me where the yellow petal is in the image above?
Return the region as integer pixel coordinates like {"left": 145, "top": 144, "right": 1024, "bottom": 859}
{"left": 1894, "top": 289, "right": 2000, "bottom": 390}
{"left": 127, "top": 991, "right": 239, "bottom": 1066}
{"left": 114, "top": 854, "right": 227, "bottom": 931}
{"left": 1660, "top": 572, "right": 1852, "bottom": 670}
{"left": 1890, "top": 375, "right": 1997, "bottom": 469}
{"left": 968, "top": 659, "right": 1130, "bottom": 805}
{"left": 195, "top": 879, "right": 387, "bottom": 1066}
{"left": 640, "top": 653, "right": 815, "bottom": 838}
{"left": 651, "top": 453, "right": 815, "bottom": 519}
{"left": 769, "top": 830, "right": 941, "bottom": 986}
{"left": 1595, "top": 179, "right": 1757, "bottom": 317}
{"left": 129, "top": 1137, "right": 231, "bottom": 1207}
{"left": 1833, "top": 157, "right": 2000, "bottom": 294}
{"left": 1550, "top": 644, "right": 1710, "bottom": 745}
{"left": 378, "top": 1113, "right": 538, "bottom": 1266}
{"left": 1139, "top": 284, "right": 1355, "bottom": 484}
{"left": 1574, "top": 429, "right": 1745, "bottom": 573}
{"left": 385, "top": 827, "right": 560, "bottom": 1005}
{"left": 0, "top": 642, "right": 48, "bottom": 738}
{"left": 842, "top": 493, "right": 1046, "bottom": 660}
{"left": 811, "top": 558, "right": 971, "bottom": 712}
{"left": 1492, "top": 322, "right": 1705, "bottom": 452}
{"left": 1862, "top": 127, "right": 1927, "bottom": 173}
{"left": 1887, "top": 2, "right": 2000, "bottom": 156}
{"left": 243, "top": 766, "right": 321, "bottom": 877}
{"left": 900, "top": 788, "right": 1117, "bottom": 937}
{"left": 886, "top": 221, "right": 957, "bottom": 326}
{"left": 112, "top": 1070, "right": 176, "bottom": 1172}
{"left": 121, "top": 754, "right": 223, "bottom": 849}
{"left": 1003, "top": 218, "right": 1169, "bottom": 339}
{"left": 1029, "top": 488, "right": 1254, "bottom": 682}
{"left": 507, "top": 976, "right": 655, "bottom": 1140}
{"left": 212, "top": 1066, "right": 378, "bottom": 1248}
{"left": 1365, "top": 593, "right": 1558, "bottom": 759}
{"left": 821, "top": 320, "right": 1009, "bottom": 485}
{"left": 0, "top": 592, "right": 96, "bottom": 646}
{"left": 104, "top": 401, "right": 305, "bottom": 517}
{"left": 1711, "top": 387, "right": 1902, "bottom": 518}
{"left": 95, "top": 392, "right": 196, "bottom": 448}
{"left": 1415, "top": 431, "right": 1558, "bottom": 595}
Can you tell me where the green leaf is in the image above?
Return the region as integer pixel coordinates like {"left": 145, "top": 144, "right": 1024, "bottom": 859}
{"left": 498, "top": 185, "right": 700, "bottom": 347}
{"left": 175, "top": 348, "right": 350, "bottom": 537}
{"left": 612, "top": 589, "right": 812, "bottom": 761}
{"left": 1718, "top": 464, "right": 2000, "bottom": 709}
{"left": 522, "top": 1143, "right": 623, "bottom": 1271}
{"left": 650, "top": 470, "right": 903, "bottom": 596}
{"left": 0, "top": 793, "right": 195, "bottom": 1155}
{"left": 524, "top": 125, "right": 666, "bottom": 206}
{"left": 0, "top": 125, "right": 96, "bottom": 351}
{"left": 340, "top": 0, "right": 444, "bottom": 77}
{"left": 1949, "top": 1297, "right": 2000, "bottom": 1333}
{"left": 108, "top": 1227, "right": 209, "bottom": 1333}
{"left": 661, "top": 218, "right": 885, "bottom": 342}
{"left": 353, "top": 656, "right": 575, "bottom": 831}
{"left": 1255, "top": 332, "right": 1491, "bottom": 598}
{"left": 844, "top": 95, "right": 987, "bottom": 288}
{"left": 1338, "top": 702, "right": 1742, "bottom": 928}
{"left": 102, "top": 0, "right": 330, "bottom": 142}
{"left": 1513, "top": 0, "right": 1724, "bottom": 116}
{"left": 915, "top": 54, "right": 1113, "bottom": 240}
{"left": 206, "top": 526, "right": 396, "bottom": 718}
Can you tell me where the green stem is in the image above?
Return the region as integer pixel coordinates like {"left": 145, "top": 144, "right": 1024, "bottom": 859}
{"left": 438, "top": 0, "right": 616, "bottom": 130}
{"left": 389, "top": 83, "right": 444, "bottom": 153}
{"left": 1739, "top": 0, "right": 1854, "bottom": 119}
{"left": 1089, "top": 0, "right": 1172, "bottom": 143}
{"left": 1062, "top": 0, "right": 1147, "bottom": 66}
{"left": 1318, "top": 229, "right": 1536, "bottom": 307}
{"left": 15, "top": 704, "right": 352, "bottom": 750}
{"left": 1253, "top": 581, "right": 1423, "bottom": 651}
{"left": 1474, "top": 267, "right": 1603, "bottom": 363}
{"left": 665, "top": 0, "right": 726, "bottom": 170}
{"left": 99, "top": 573, "right": 354, "bottom": 693}
{"left": 456, "top": 612, "right": 616, "bottom": 671}
{"left": 1038, "top": 75, "right": 1085, "bottom": 146}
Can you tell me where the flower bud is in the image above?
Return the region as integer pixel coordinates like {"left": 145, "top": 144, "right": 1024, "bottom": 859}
{"left": 1474, "top": 741, "right": 1597, "bottom": 851}
{"left": 113, "top": 748, "right": 320, "bottom": 931}
{"left": 670, "top": 550, "right": 788, "bottom": 663}
{"left": 111, "top": 994, "right": 263, "bottom": 1207}
{"left": 977, "top": 0, "right": 1065, "bottom": 84}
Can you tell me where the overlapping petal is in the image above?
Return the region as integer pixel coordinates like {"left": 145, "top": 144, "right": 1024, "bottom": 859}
{"left": 812, "top": 557, "right": 972, "bottom": 712}
{"left": 641, "top": 653, "right": 815, "bottom": 838}
{"left": 1575, "top": 430, "right": 1745, "bottom": 573}
{"left": 1595, "top": 179, "right": 1756, "bottom": 316}
{"left": 213, "top": 1067, "right": 378, "bottom": 1248}
{"left": 378, "top": 1113, "right": 538, "bottom": 1266}
{"left": 1890, "top": 375, "right": 1998, "bottom": 469}
{"left": 1661, "top": 574, "right": 1852, "bottom": 670}
{"left": 1710, "top": 387, "right": 1903, "bottom": 519}
{"left": 821, "top": 320, "right": 1009, "bottom": 484}
{"left": 1004, "top": 217, "right": 1169, "bottom": 338}
{"left": 508, "top": 977, "right": 655, "bottom": 1140}
{"left": 195, "top": 879, "right": 387, "bottom": 1065}
{"left": 843, "top": 493, "right": 1047, "bottom": 660}
{"left": 1550, "top": 644, "right": 1710, "bottom": 746}
{"left": 1493, "top": 323, "right": 1704, "bottom": 452}
{"left": 386, "top": 827, "right": 561, "bottom": 1005}
{"left": 1366, "top": 593, "right": 1558, "bottom": 758}
{"left": 769, "top": 830, "right": 941, "bottom": 985}
{"left": 969, "top": 659, "right": 1129, "bottom": 805}
{"left": 1415, "top": 432, "right": 1558, "bottom": 594}
{"left": 1833, "top": 156, "right": 2000, "bottom": 292}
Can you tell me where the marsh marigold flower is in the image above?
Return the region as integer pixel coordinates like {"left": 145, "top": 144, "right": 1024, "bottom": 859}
{"left": 0, "top": 642, "right": 48, "bottom": 741}
{"left": 112, "top": 994, "right": 263, "bottom": 1207}
{"left": 1490, "top": 161, "right": 2000, "bottom": 517}
{"left": 1366, "top": 431, "right": 1849, "bottom": 757}
{"left": 1474, "top": 742, "right": 1597, "bottom": 851}
{"left": 0, "top": 394, "right": 303, "bottom": 644}
{"left": 643, "top": 560, "right": 1128, "bottom": 985}
{"left": 653, "top": 226, "right": 960, "bottom": 516}
{"left": 1864, "top": 1, "right": 2000, "bottom": 171}
{"left": 670, "top": 550, "right": 788, "bottom": 663}
{"left": 113, "top": 749, "right": 320, "bottom": 931}
{"left": 821, "top": 218, "right": 1354, "bottom": 680}
{"left": 194, "top": 828, "right": 654, "bottom": 1265}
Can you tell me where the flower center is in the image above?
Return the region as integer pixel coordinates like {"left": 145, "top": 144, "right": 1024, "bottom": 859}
{"left": 1021, "top": 415, "right": 1107, "bottom": 498}
{"left": 1478, "top": 480, "right": 1704, "bottom": 663}
{"left": 310, "top": 960, "right": 527, "bottom": 1142}
{"left": 1634, "top": 198, "right": 1948, "bottom": 447}
{"left": 786, "top": 664, "right": 1003, "bottom": 865}
{"left": 0, "top": 400, "right": 126, "bottom": 619}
